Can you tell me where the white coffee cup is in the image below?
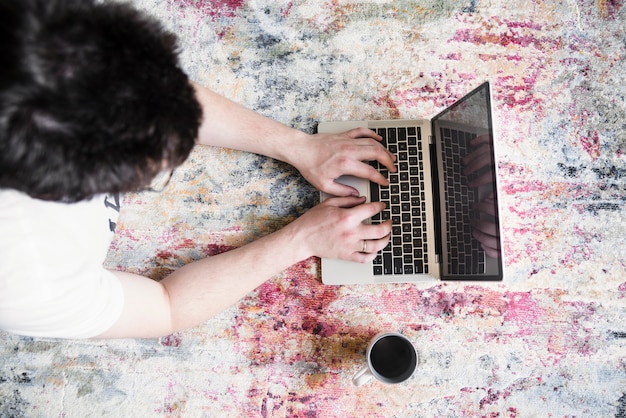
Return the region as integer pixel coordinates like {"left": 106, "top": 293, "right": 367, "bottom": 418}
{"left": 352, "top": 332, "right": 418, "bottom": 386}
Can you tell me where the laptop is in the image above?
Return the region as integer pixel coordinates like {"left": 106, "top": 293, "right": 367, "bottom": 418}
{"left": 319, "top": 82, "right": 504, "bottom": 284}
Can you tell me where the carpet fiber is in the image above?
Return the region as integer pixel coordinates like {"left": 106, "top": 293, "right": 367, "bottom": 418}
{"left": 1, "top": 0, "right": 625, "bottom": 416}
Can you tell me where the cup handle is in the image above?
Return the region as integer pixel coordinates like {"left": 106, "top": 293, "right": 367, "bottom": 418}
{"left": 352, "top": 365, "right": 374, "bottom": 387}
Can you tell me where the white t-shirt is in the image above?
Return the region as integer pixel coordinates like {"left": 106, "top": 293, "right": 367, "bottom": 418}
{"left": 0, "top": 190, "right": 124, "bottom": 338}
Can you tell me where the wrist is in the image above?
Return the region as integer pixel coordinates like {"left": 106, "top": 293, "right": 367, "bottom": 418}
{"left": 279, "top": 216, "right": 316, "bottom": 262}
{"left": 273, "top": 130, "right": 312, "bottom": 168}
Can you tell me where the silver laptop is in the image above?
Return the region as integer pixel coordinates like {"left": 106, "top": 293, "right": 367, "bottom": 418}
{"left": 319, "top": 82, "right": 504, "bottom": 285}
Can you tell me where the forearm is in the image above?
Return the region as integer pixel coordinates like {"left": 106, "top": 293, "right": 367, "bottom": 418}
{"left": 192, "top": 82, "right": 307, "bottom": 164}
{"left": 160, "top": 223, "right": 307, "bottom": 332}
{"left": 191, "top": 82, "right": 397, "bottom": 197}
{"left": 99, "top": 222, "right": 308, "bottom": 339}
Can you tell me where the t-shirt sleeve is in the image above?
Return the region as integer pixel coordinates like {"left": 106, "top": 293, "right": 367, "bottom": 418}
{"left": 0, "top": 191, "right": 125, "bottom": 339}
{"left": 0, "top": 267, "right": 125, "bottom": 339}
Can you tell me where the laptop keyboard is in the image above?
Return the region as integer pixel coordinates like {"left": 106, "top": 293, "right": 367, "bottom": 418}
{"left": 369, "top": 127, "right": 429, "bottom": 276}
{"left": 440, "top": 128, "right": 486, "bottom": 275}
{"left": 368, "top": 126, "right": 486, "bottom": 277}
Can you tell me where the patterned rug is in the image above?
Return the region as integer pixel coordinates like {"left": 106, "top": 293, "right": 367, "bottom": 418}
{"left": 1, "top": 0, "right": 624, "bottom": 416}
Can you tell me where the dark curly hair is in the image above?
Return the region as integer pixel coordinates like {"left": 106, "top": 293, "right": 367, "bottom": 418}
{"left": 0, "top": 0, "right": 202, "bottom": 202}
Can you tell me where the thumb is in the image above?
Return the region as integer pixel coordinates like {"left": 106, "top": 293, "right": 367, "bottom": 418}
{"left": 321, "top": 180, "right": 360, "bottom": 198}
{"left": 322, "top": 195, "right": 367, "bottom": 208}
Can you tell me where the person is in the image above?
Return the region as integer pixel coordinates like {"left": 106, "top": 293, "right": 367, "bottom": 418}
{"left": 0, "top": 0, "right": 395, "bottom": 339}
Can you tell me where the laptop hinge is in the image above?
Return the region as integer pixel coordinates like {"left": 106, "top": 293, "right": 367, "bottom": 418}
{"left": 429, "top": 141, "right": 443, "bottom": 267}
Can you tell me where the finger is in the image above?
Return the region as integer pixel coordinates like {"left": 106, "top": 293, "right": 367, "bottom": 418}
{"left": 370, "top": 142, "right": 398, "bottom": 173}
{"left": 358, "top": 232, "right": 391, "bottom": 254}
{"left": 349, "top": 138, "right": 397, "bottom": 172}
{"left": 325, "top": 199, "right": 387, "bottom": 227}
{"left": 369, "top": 232, "right": 392, "bottom": 252}
{"left": 356, "top": 201, "right": 387, "bottom": 220}
{"left": 322, "top": 195, "right": 367, "bottom": 208}
{"left": 378, "top": 152, "right": 398, "bottom": 174}
{"left": 323, "top": 180, "right": 361, "bottom": 197}
{"left": 350, "top": 237, "right": 390, "bottom": 263}
{"left": 350, "top": 251, "right": 380, "bottom": 264}
{"left": 347, "top": 225, "right": 392, "bottom": 263}
{"left": 324, "top": 198, "right": 386, "bottom": 222}
{"left": 335, "top": 159, "right": 393, "bottom": 187}
{"left": 361, "top": 219, "right": 393, "bottom": 240}
{"left": 358, "top": 163, "right": 392, "bottom": 187}
{"left": 346, "top": 127, "right": 382, "bottom": 141}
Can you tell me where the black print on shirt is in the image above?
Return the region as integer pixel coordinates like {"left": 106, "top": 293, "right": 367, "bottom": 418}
{"left": 104, "top": 193, "right": 120, "bottom": 232}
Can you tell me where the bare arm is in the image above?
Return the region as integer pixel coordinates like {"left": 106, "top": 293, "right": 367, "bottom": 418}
{"left": 192, "top": 82, "right": 397, "bottom": 196}
{"left": 97, "top": 197, "right": 391, "bottom": 338}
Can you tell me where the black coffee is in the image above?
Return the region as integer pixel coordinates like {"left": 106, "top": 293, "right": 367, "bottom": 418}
{"left": 370, "top": 335, "right": 417, "bottom": 382}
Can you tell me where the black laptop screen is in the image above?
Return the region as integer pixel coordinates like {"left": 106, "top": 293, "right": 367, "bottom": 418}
{"left": 431, "top": 82, "right": 503, "bottom": 280}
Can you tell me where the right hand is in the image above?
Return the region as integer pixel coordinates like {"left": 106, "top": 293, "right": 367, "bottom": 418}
{"left": 290, "top": 196, "right": 392, "bottom": 263}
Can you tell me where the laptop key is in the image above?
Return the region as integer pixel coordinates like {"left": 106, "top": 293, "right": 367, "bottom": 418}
{"left": 398, "top": 128, "right": 406, "bottom": 141}
{"left": 378, "top": 129, "right": 387, "bottom": 145}
{"left": 394, "top": 258, "right": 403, "bottom": 274}
{"left": 371, "top": 182, "right": 379, "bottom": 203}
{"left": 383, "top": 253, "right": 393, "bottom": 274}
{"left": 388, "top": 129, "right": 397, "bottom": 143}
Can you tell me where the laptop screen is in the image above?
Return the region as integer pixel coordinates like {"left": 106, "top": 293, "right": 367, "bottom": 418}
{"left": 431, "top": 82, "right": 503, "bottom": 280}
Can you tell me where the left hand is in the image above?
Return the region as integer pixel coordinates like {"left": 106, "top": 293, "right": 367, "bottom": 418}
{"left": 190, "top": 84, "right": 395, "bottom": 195}
{"left": 291, "top": 128, "right": 397, "bottom": 197}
